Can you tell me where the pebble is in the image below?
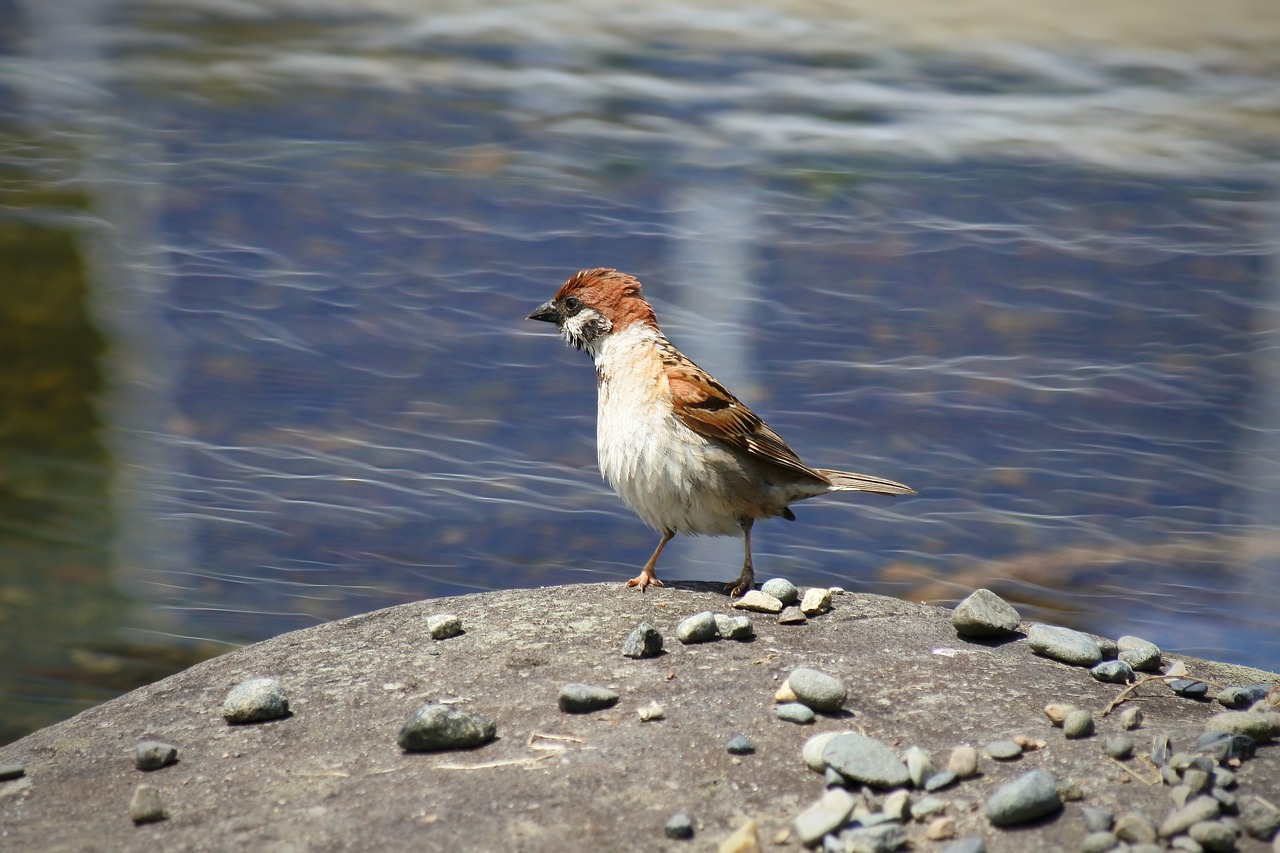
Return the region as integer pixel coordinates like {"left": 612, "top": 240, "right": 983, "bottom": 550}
{"left": 1189, "top": 821, "right": 1237, "bottom": 853}
{"left": 1120, "top": 706, "right": 1144, "bottom": 730}
{"left": 760, "top": 577, "right": 799, "bottom": 605}
{"left": 984, "top": 769, "right": 1062, "bottom": 826}
{"left": 622, "top": 622, "right": 664, "bottom": 658}
{"left": 1101, "top": 733, "right": 1134, "bottom": 759}
{"left": 1197, "top": 731, "right": 1256, "bottom": 763}
{"left": 1183, "top": 768, "right": 1211, "bottom": 793}
{"left": 1212, "top": 767, "right": 1236, "bottom": 789}
{"left": 904, "top": 746, "right": 934, "bottom": 787}
{"left": 788, "top": 667, "right": 847, "bottom": 712}
{"left": 714, "top": 614, "right": 755, "bottom": 641}
{"left": 397, "top": 703, "right": 498, "bottom": 751}
{"left": 676, "top": 611, "right": 719, "bottom": 644}
{"left": 1151, "top": 732, "right": 1173, "bottom": 766}
{"left": 925, "top": 771, "right": 958, "bottom": 792}
{"left": 794, "top": 788, "right": 857, "bottom": 846}
{"left": 1082, "top": 806, "right": 1115, "bottom": 832}
{"left": 777, "top": 703, "right": 815, "bottom": 725}
{"left": 128, "top": 784, "right": 167, "bottom": 824}
{"left": 1063, "top": 710, "right": 1095, "bottom": 739}
{"left": 1204, "top": 710, "right": 1279, "bottom": 743}
{"left": 802, "top": 732, "right": 845, "bottom": 772}
{"left": 940, "top": 838, "right": 986, "bottom": 853}
{"left": 726, "top": 735, "right": 755, "bottom": 755}
{"left": 1159, "top": 796, "right": 1221, "bottom": 838}
{"left": 821, "top": 733, "right": 911, "bottom": 789}
{"left": 1026, "top": 623, "right": 1102, "bottom": 666}
{"left": 0, "top": 764, "right": 24, "bottom": 781}
{"left": 731, "top": 590, "right": 784, "bottom": 613}
{"left": 1116, "top": 636, "right": 1163, "bottom": 671}
{"left": 1043, "top": 703, "right": 1076, "bottom": 726}
{"left": 557, "top": 683, "right": 620, "bottom": 713}
{"left": 882, "top": 789, "right": 911, "bottom": 821}
{"left": 1091, "top": 660, "right": 1135, "bottom": 684}
{"left": 926, "top": 816, "right": 956, "bottom": 840}
{"left": 1240, "top": 798, "right": 1280, "bottom": 840}
{"left": 719, "top": 819, "right": 760, "bottom": 853}
{"left": 664, "top": 812, "right": 694, "bottom": 839}
{"left": 1114, "top": 812, "right": 1158, "bottom": 844}
{"left": 800, "top": 587, "right": 832, "bottom": 615}
{"left": 778, "top": 606, "right": 808, "bottom": 625}
{"left": 637, "top": 701, "right": 665, "bottom": 721}
{"left": 948, "top": 745, "right": 979, "bottom": 778}
{"left": 426, "top": 613, "right": 463, "bottom": 640}
{"left": 134, "top": 741, "right": 179, "bottom": 771}
{"left": 951, "top": 588, "right": 1021, "bottom": 638}
{"left": 1096, "top": 636, "right": 1118, "bottom": 659}
{"left": 1216, "top": 683, "right": 1273, "bottom": 709}
{"left": 914, "top": 796, "right": 948, "bottom": 818}
{"left": 1080, "top": 832, "right": 1119, "bottom": 853}
{"left": 222, "top": 677, "right": 290, "bottom": 724}
{"left": 1170, "top": 679, "right": 1210, "bottom": 700}
{"left": 985, "top": 740, "right": 1023, "bottom": 761}
{"left": 839, "top": 824, "right": 905, "bottom": 853}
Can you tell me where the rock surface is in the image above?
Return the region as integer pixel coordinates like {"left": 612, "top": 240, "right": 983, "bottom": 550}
{"left": 0, "top": 583, "right": 1275, "bottom": 852}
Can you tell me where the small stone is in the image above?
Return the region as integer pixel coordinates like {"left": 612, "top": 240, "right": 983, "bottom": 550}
{"left": 397, "top": 703, "right": 497, "bottom": 751}
{"left": 795, "top": 788, "right": 857, "bottom": 846}
{"left": 134, "top": 741, "right": 179, "bottom": 771}
{"left": 760, "top": 577, "right": 799, "bottom": 605}
{"left": 664, "top": 812, "right": 694, "bottom": 839}
{"left": 984, "top": 769, "right": 1062, "bottom": 826}
{"left": 1184, "top": 768, "right": 1211, "bottom": 793}
{"left": 1027, "top": 624, "right": 1102, "bottom": 666}
{"left": 951, "top": 588, "right": 1021, "bottom": 638}
{"left": 904, "top": 746, "right": 934, "bottom": 788}
{"left": 1204, "top": 711, "right": 1279, "bottom": 743}
{"left": 1116, "top": 636, "right": 1163, "bottom": 671}
{"left": 1197, "top": 731, "right": 1256, "bottom": 763}
{"left": 882, "top": 789, "right": 911, "bottom": 821}
{"left": 1092, "top": 660, "right": 1135, "bottom": 684}
{"left": 1080, "top": 831, "right": 1118, "bottom": 853}
{"left": 732, "top": 590, "right": 783, "bottom": 614}
{"left": 714, "top": 614, "right": 754, "bottom": 640}
{"left": 222, "top": 677, "right": 289, "bottom": 724}
{"left": 914, "top": 796, "right": 948, "bottom": 818}
{"left": 718, "top": 818, "right": 760, "bottom": 853}
{"left": 775, "top": 679, "right": 797, "bottom": 703}
{"left": 426, "top": 613, "right": 463, "bottom": 640}
{"left": 1240, "top": 798, "right": 1280, "bottom": 840}
{"left": 926, "top": 816, "right": 956, "bottom": 840}
{"left": 1216, "top": 684, "right": 1274, "bottom": 709}
{"left": 801, "top": 587, "right": 832, "bottom": 615}
{"left": 1151, "top": 731, "right": 1174, "bottom": 765}
{"left": 638, "top": 701, "right": 665, "bottom": 721}
{"left": 985, "top": 740, "right": 1022, "bottom": 761}
{"left": 1043, "top": 703, "right": 1076, "bottom": 726}
{"left": 1211, "top": 787, "right": 1237, "bottom": 813}
{"left": 1212, "top": 767, "right": 1236, "bottom": 789}
{"left": 924, "top": 771, "right": 958, "bottom": 792}
{"left": 622, "top": 622, "right": 664, "bottom": 658}
{"left": 557, "top": 683, "right": 619, "bottom": 713}
{"left": 838, "top": 824, "right": 905, "bottom": 853}
{"left": 1101, "top": 733, "right": 1134, "bottom": 759}
{"left": 803, "top": 731, "right": 846, "bottom": 772}
{"left": 777, "top": 703, "right": 815, "bottom": 725}
{"left": 0, "top": 764, "right": 24, "bottom": 781}
{"left": 1082, "top": 806, "right": 1115, "bottom": 833}
{"left": 1189, "top": 821, "right": 1238, "bottom": 853}
{"left": 727, "top": 735, "right": 754, "bottom": 755}
{"left": 940, "top": 838, "right": 986, "bottom": 853}
{"left": 1063, "top": 710, "right": 1095, "bottom": 739}
{"left": 1096, "top": 637, "right": 1118, "bottom": 659}
{"left": 1170, "top": 836, "right": 1205, "bottom": 853}
{"left": 821, "top": 733, "right": 911, "bottom": 789}
{"left": 1171, "top": 785, "right": 1193, "bottom": 809}
{"left": 777, "top": 606, "right": 808, "bottom": 625}
{"left": 788, "top": 667, "right": 847, "bottom": 712}
{"left": 1114, "top": 812, "right": 1158, "bottom": 844}
{"left": 1171, "top": 679, "right": 1211, "bottom": 699}
{"left": 128, "top": 784, "right": 167, "bottom": 824}
{"left": 1120, "top": 706, "right": 1144, "bottom": 730}
{"left": 676, "top": 611, "right": 719, "bottom": 644}
{"left": 1160, "top": 797, "right": 1222, "bottom": 838}
{"left": 947, "top": 745, "right": 979, "bottom": 778}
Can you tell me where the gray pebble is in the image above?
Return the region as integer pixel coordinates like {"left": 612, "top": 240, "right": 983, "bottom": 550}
{"left": 821, "top": 732, "right": 911, "bottom": 789}
{"left": 984, "top": 769, "right": 1062, "bottom": 826}
{"left": 952, "top": 588, "right": 1021, "bottom": 638}
{"left": 1216, "top": 683, "right": 1274, "bottom": 709}
{"left": 940, "top": 838, "right": 986, "bottom": 853}
{"left": 1189, "top": 821, "right": 1237, "bottom": 853}
{"left": 1160, "top": 796, "right": 1221, "bottom": 838}
{"left": 0, "top": 764, "right": 25, "bottom": 781}
{"left": 1080, "top": 831, "right": 1119, "bottom": 853}
{"left": 397, "top": 703, "right": 498, "bottom": 751}
{"left": 1170, "top": 678, "right": 1210, "bottom": 699}
{"left": 1101, "top": 733, "right": 1134, "bottom": 759}
{"left": 1211, "top": 787, "right": 1237, "bottom": 813}
{"left": 713, "top": 613, "right": 754, "bottom": 640}
{"left": 925, "top": 770, "right": 958, "bottom": 792}
{"left": 914, "top": 796, "right": 948, "bottom": 818}
{"left": 794, "top": 788, "right": 857, "bottom": 846}
{"left": 1027, "top": 623, "right": 1102, "bottom": 666}
{"left": 760, "top": 577, "right": 799, "bottom": 605}
{"left": 726, "top": 735, "right": 754, "bottom": 755}
{"left": 838, "top": 823, "right": 905, "bottom": 853}
{"left": 777, "top": 702, "right": 816, "bottom": 724}
{"left": 1091, "top": 660, "right": 1135, "bottom": 684}
{"left": 1063, "top": 710, "right": 1096, "bottom": 739}
{"left": 1183, "top": 768, "right": 1211, "bottom": 793}
{"left": 134, "top": 741, "right": 179, "bottom": 771}
{"left": 778, "top": 605, "right": 808, "bottom": 625}
{"left": 1120, "top": 706, "right": 1144, "bottom": 730}
{"left": 882, "top": 788, "right": 911, "bottom": 822}
{"left": 1083, "top": 806, "right": 1115, "bottom": 833}
{"left": 223, "top": 677, "right": 290, "bottom": 724}
{"left": 1169, "top": 836, "right": 1203, "bottom": 853}
{"left": 128, "top": 784, "right": 167, "bottom": 824}
{"left": 622, "top": 622, "right": 664, "bottom": 658}
{"left": 788, "top": 667, "right": 847, "bottom": 712}
{"left": 664, "top": 812, "right": 694, "bottom": 839}
{"left": 985, "top": 740, "right": 1023, "bottom": 761}
{"left": 1212, "top": 767, "right": 1236, "bottom": 789}
{"left": 1114, "top": 811, "right": 1158, "bottom": 844}
{"left": 904, "top": 745, "right": 934, "bottom": 788}
{"left": 1096, "top": 637, "right": 1118, "bottom": 659}
{"left": 1116, "top": 636, "right": 1163, "bottom": 671}
{"left": 676, "top": 611, "right": 719, "bottom": 644}
{"left": 557, "top": 683, "right": 619, "bottom": 713}
{"left": 731, "top": 590, "right": 783, "bottom": 613}
{"left": 426, "top": 613, "right": 463, "bottom": 640}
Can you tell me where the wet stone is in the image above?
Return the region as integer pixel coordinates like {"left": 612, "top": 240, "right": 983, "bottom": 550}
{"left": 788, "top": 667, "right": 847, "bottom": 712}
{"left": 726, "top": 735, "right": 754, "bottom": 755}
{"left": 223, "top": 677, "right": 290, "bottom": 724}
{"left": 128, "top": 784, "right": 167, "bottom": 825}
{"left": 821, "top": 733, "right": 910, "bottom": 789}
{"left": 1091, "top": 660, "right": 1135, "bottom": 684}
{"left": 951, "top": 588, "right": 1021, "bottom": 639}
{"left": 760, "top": 577, "right": 799, "bottom": 605}
{"left": 985, "top": 740, "right": 1022, "bottom": 761}
{"left": 1027, "top": 623, "right": 1102, "bottom": 667}
{"left": 777, "top": 702, "right": 815, "bottom": 725}
{"left": 984, "top": 769, "right": 1062, "bottom": 826}
{"left": 134, "top": 741, "right": 179, "bottom": 771}
{"left": 426, "top": 613, "right": 463, "bottom": 640}
{"left": 713, "top": 613, "right": 754, "bottom": 641}
{"left": 622, "top": 622, "right": 664, "bottom": 658}
{"left": 732, "top": 590, "right": 784, "bottom": 613}
{"left": 676, "top": 611, "right": 719, "bottom": 644}
{"left": 1116, "top": 636, "right": 1163, "bottom": 672}
{"left": 1170, "top": 678, "right": 1210, "bottom": 699}
{"left": 664, "top": 812, "right": 694, "bottom": 840}
{"left": 557, "top": 683, "right": 619, "bottom": 713}
{"left": 1101, "top": 733, "right": 1134, "bottom": 760}
{"left": 397, "top": 703, "right": 498, "bottom": 752}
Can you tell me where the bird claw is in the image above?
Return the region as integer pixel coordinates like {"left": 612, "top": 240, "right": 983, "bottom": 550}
{"left": 626, "top": 572, "right": 664, "bottom": 592}
{"left": 725, "top": 575, "right": 753, "bottom": 598}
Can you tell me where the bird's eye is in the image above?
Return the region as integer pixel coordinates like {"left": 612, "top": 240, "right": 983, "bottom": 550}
{"left": 562, "top": 296, "right": 582, "bottom": 313}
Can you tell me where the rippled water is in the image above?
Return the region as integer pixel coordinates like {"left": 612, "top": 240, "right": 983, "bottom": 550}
{"left": 1, "top": 0, "right": 1277, "bottom": 743}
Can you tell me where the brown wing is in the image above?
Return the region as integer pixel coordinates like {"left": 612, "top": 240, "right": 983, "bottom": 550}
{"left": 664, "top": 359, "right": 825, "bottom": 483}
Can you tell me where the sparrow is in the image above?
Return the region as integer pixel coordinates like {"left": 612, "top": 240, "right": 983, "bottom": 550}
{"left": 528, "top": 268, "right": 915, "bottom": 596}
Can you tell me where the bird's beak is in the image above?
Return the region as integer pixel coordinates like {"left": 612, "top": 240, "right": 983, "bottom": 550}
{"left": 528, "top": 301, "right": 560, "bottom": 324}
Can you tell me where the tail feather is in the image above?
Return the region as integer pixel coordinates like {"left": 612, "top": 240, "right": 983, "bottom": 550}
{"left": 817, "top": 468, "right": 916, "bottom": 496}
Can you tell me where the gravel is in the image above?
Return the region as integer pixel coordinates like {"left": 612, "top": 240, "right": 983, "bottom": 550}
{"left": 984, "top": 769, "right": 1062, "bottom": 826}
{"left": 397, "top": 703, "right": 498, "bottom": 752}
{"left": 222, "top": 677, "right": 290, "bottom": 724}
{"left": 557, "top": 683, "right": 620, "bottom": 713}
{"left": 951, "top": 588, "right": 1021, "bottom": 638}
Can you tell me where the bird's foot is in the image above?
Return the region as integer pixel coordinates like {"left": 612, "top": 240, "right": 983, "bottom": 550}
{"left": 625, "top": 571, "right": 665, "bottom": 592}
{"left": 725, "top": 570, "right": 754, "bottom": 598}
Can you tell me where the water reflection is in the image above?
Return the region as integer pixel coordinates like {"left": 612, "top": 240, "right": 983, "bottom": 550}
{"left": 1, "top": 0, "right": 1278, "bottom": 743}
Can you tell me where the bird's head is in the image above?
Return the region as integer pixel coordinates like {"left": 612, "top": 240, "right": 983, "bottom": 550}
{"left": 528, "top": 268, "right": 658, "bottom": 353}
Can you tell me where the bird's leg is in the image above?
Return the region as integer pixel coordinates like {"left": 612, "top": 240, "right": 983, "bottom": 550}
{"left": 626, "top": 529, "right": 674, "bottom": 592}
{"left": 726, "top": 518, "right": 755, "bottom": 597}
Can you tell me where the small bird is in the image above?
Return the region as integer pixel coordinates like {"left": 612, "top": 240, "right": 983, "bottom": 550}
{"left": 528, "top": 268, "right": 915, "bottom": 596}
